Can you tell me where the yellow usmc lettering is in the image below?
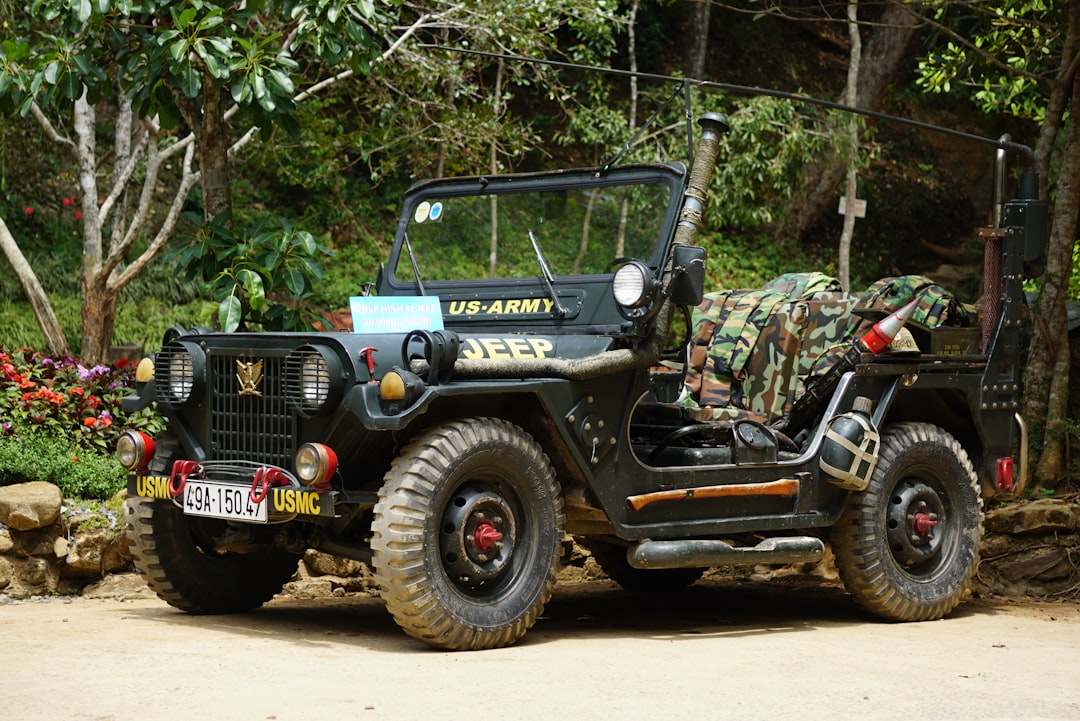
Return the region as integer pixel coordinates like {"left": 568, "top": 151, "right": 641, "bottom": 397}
{"left": 273, "top": 489, "right": 321, "bottom": 516}
{"left": 136, "top": 475, "right": 171, "bottom": 500}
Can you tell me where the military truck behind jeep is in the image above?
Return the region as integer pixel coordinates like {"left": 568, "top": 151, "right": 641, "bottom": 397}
{"left": 119, "top": 112, "right": 1048, "bottom": 650}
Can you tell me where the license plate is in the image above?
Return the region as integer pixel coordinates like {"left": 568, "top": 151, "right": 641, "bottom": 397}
{"left": 183, "top": 481, "right": 268, "bottom": 523}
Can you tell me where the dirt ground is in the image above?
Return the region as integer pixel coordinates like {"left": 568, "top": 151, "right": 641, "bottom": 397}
{"left": 1, "top": 578, "right": 1078, "bottom": 721}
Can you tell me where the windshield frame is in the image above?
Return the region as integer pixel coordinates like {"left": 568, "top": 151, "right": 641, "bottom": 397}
{"left": 381, "top": 163, "right": 687, "bottom": 294}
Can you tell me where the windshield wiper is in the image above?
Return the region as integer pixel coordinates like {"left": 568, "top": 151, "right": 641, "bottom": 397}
{"left": 402, "top": 232, "right": 426, "bottom": 296}
{"left": 528, "top": 229, "right": 568, "bottom": 318}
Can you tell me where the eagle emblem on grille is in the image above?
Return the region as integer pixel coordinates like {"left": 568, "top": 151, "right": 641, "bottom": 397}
{"left": 236, "top": 359, "right": 263, "bottom": 396}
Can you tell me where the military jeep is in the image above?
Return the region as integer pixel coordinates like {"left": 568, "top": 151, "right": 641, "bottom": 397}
{"left": 120, "top": 113, "right": 1047, "bottom": 650}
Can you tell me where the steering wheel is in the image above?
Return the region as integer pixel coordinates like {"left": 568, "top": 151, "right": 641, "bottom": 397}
{"left": 647, "top": 423, "right": 731, "bottom": 465}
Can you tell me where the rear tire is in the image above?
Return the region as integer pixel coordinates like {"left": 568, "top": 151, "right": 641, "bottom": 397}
{"left": 371, "top": 418, "right": 563, "bottom": 650}
{"left": 124, "top": 437, "right": 301, "bottom": 613}
{"left": 831, "top": 422, "right": 982, "bottom": 621}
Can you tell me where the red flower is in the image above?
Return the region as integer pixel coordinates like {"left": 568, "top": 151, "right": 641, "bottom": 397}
{"left": 24, "top": 206, "right": 33, "bottom": 216}
{"left": 83, "top": 417, "right": 96, "bottom": 426}
{"left": 74, "top": 210, "right": 82, "bottom": 220}
{"left": 70, "top": 387, "right": 85, "bottom": 396}
{"left": 62, "top": 197, "right": 73, "bottom": 207}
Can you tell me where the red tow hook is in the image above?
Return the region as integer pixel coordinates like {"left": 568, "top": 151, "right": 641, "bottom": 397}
{"left": 249, "top": 467, "right": 285, "bottom": 504}
{"left": 168, "top": 460, "right": 204, "bottom": 497}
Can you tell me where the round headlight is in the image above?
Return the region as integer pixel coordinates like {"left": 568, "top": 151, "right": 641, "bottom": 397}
{"left": 117, "top": 430, "right": 156, "bottom": 471}
{"left": 285, "top": 345, "right": 344, "bottom": 416}
{"left": 613, "top": 260, "right": 654, "bottom": 308}
{"left": 295, "top": 443, "right": 338, "bottom": 489}
{"left": 154, "top": 341, "right": 204, "bottom": 406}
{"left": 300, "top": 354, "right": 330, "bottom": 407}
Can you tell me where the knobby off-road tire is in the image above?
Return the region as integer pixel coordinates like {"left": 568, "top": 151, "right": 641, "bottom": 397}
{"left": 831, "top": 422, "right": 983, "bottom": 622}
{"left": 371, "top": 418, "right": 564, "bottom": 650}
{"left": 580, "top": 538, "right": 704, "bottom": 593}
{"left": 124, "top": 437, "right": 301, "bottom": 613}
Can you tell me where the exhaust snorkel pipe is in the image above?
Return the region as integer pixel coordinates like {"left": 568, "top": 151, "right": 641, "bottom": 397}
{"left": 437, "top": 113, "right": 730, "bottom": 381}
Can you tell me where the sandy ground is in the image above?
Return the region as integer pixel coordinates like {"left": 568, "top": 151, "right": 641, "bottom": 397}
{"left": 1, "top": 579, "right": 1078, "bottom": 721}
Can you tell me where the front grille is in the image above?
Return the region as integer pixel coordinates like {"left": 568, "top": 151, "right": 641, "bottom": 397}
{"left": 209, "top": 354, "right": 293, "bottom": 468}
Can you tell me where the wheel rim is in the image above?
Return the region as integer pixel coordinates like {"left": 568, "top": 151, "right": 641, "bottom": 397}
{"left": 439, "top": 480, "right": 520, "bottom": 596}
{"left": 885, "top": 476, "right": 952, "bottom": 576}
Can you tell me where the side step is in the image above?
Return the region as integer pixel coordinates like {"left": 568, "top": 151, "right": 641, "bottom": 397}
{"left": 627, "top": 536, "right": 825, "bottom": 570}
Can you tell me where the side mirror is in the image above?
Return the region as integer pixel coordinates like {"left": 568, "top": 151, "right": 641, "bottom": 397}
{"left": 669, "top": 245, "right": 707, "bottom": 306}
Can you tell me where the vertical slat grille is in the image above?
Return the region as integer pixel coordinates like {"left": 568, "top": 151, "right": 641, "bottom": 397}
{"left": 209, "top": 355, "right": 293, "bottom": 467}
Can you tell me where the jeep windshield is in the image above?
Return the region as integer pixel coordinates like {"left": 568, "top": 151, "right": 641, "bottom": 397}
{"left": 385, "top": 165, "right": 685, "bottom": 287}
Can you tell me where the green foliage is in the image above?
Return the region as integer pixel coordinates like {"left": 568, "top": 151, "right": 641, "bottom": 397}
{"left": 0, "top": 347, "right": 160, "bottom": 499}
{"left": 915, "top": 0, "right": 1064, "bottom": 123}
{"left": 0, "top": 429, "right": 126, "bottom": 499}
{"left": 168, "top": 212, "right": 332, "bottom": 332}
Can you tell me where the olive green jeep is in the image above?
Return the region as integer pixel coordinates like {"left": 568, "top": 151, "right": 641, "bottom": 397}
{"left": 120, "top": 114, "right": 1048, "bottom": 650}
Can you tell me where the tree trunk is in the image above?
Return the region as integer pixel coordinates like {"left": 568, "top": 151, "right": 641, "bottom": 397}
{"left": 1024, "top": 43, "right": 1080, "bottom": 488}
{"left": 176, "top": 81, "right": 233, "bottom": 222}
{"left": 684, "top": 0, "right": 711, "bottom": 80}
{"left": 74, "top": 95, "right": 115, "bottom": 364}
{"left": 837, "top": 0, "right": 862, "bottom": 291}
{"left": 774, "top": 0, "right": 920, "bottom": 245}
{"left": 0, "top": 216, "right": 70, "bottom": 356}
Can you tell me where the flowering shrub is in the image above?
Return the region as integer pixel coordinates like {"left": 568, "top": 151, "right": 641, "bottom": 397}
{"left": 0, "top": 348, "right": 164, "bottom": 453}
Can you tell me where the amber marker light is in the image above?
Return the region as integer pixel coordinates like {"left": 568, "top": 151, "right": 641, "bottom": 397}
{"left": 295, "top": 443, "right": 338, "bottom": 489}
{"left": 116, "top": 430, "right": 156, "bottom": 472}
{"left": 379, "top": 370, "right": 407, "bottom": 401}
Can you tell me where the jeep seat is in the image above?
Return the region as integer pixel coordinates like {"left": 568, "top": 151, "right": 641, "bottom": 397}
{"left": 677, "top": 273, "right": 858, "bottom": 425}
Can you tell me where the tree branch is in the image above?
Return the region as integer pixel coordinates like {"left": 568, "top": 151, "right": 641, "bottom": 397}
{"left": 29, "top": 103, "right": 76, "bottom": 152}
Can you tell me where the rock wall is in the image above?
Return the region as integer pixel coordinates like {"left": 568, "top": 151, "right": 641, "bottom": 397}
{"left": 0, "top": 480, "right": 1077, "bottom": 602}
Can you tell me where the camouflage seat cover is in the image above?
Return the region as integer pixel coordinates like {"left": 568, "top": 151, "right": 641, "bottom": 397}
{"left": 670, "top": 272, "right": 972, "bottom": 426}
{"left": 678, "top": 273, "right": 857, "bottom": 424}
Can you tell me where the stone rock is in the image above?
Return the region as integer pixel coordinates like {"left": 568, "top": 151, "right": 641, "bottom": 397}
{"left": 303, "top": 549, "right": 365, "bottom": 578}
{"left": 63, "top": 530, "right": 132, "bottom": 578}
{"left": 979, "top": 533, "right": 1013, "bottom": 558}
{"left": 282, "top": 577, "right": 334, "bottom": 599}
{"left": 0, "top": 529, "right": 12, "bottom": 554}
{"left": 2, "top": 556, "right": 58, "bottom": 597}
{"left": 82, "top": 573, "right": 155, "bottom": 600}
{"left": 0, "top": 481, "right": 63, "bottom": 531}
{"left": 9, "top": 522, "right": 64, "bottom": 557}
{"left": 984, "top": 499, "right": 1079, "bottom": 535}
{"left": 995, "top": 549, "right": 1072, "bottom": 583}
{"left": 0, "top": 557, "right": 11, "bottom": 589}
{"left": 54, "top": 537, "right": 69, "bottom": 558}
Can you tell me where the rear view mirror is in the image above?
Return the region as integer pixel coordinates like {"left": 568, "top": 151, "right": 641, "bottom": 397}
{"left": 669, "top": 245, "right": 707, "bottom": 306}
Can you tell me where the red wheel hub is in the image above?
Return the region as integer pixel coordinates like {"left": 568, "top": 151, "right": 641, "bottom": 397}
{"left": 912, "top": 511, "right": 938, "bottom": 536}
{"left": 472, "top": 522, "right": 504, "bottom": 552}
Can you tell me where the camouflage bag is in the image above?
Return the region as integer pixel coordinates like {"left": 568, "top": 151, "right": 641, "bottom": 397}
{"left": 680, "top": 273, "right": 857, "bottom": 423}
{"left": 854, "top": 275, "right": 972, "bottom": 329}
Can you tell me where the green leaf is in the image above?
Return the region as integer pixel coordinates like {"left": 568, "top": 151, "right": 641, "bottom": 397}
{"left": 237, "top": 268, "right": 266, "bottom": 311}
{"left": 283, "top": 267, "right": 305, "bottom": 297}
{"left": 219, "top": 294, "right": 243, "bottom": 333}
{"left": 296, "top": 230, "right": 316, "bottom": 255}
{"left": 76, "top": 0, "right": 92, "bottom": 23}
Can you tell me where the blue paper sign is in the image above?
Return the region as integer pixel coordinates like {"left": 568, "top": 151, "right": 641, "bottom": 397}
{"left": 349, "top": 296, "right": 444, "bottom": 334}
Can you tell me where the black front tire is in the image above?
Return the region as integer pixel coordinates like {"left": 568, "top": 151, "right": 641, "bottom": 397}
{"left": 124, "top": 437, "right": 301, "bottom": 613}
{"left": 831, "top": 422, "right": 983, "bottom": 621}
{"left": 371, "top": 418, "right": 564, "bottom": 650}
